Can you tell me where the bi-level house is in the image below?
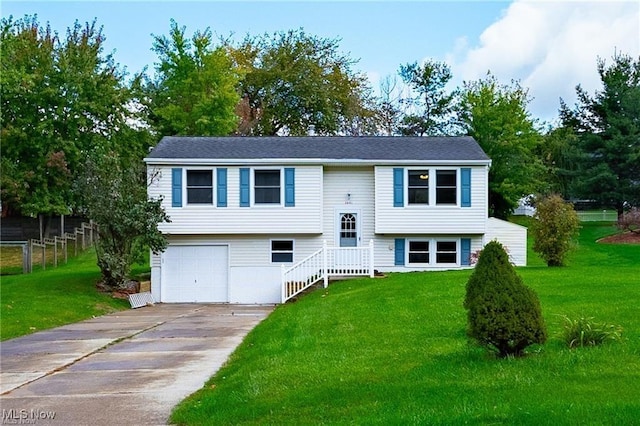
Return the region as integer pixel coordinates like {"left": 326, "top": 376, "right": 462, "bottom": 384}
{"left": 145, "top": 136, "right": 526, "bottom": 304}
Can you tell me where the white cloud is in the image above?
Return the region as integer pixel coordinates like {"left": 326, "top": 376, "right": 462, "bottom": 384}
{"left": 448, "top": 1, "right": 640, "bottom": 124}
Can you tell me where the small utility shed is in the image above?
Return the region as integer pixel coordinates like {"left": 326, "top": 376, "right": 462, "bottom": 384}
{"left": 145, "top": 136, "right": 526, "bottom": 304}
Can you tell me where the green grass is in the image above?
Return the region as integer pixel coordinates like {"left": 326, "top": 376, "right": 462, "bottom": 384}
{"left": 171, "top": 223, "right": 640, "bottom": 425}
{"left": 0, "top": 249, "right": 130, "bottom": 340}
{"left": 0, "top": 246, "right": 25, "bottom": 275}
{"left": 1, "top": 240, "right": 86, "bottom": 275}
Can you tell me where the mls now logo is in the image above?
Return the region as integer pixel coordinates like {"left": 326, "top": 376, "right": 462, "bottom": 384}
{"left": 2, "top": 408, "right": 56, "bottom": 424}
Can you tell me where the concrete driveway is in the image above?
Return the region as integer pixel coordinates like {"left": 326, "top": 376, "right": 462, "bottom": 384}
{"left": 0, "top": 304, "right": 274, "bottom": 425}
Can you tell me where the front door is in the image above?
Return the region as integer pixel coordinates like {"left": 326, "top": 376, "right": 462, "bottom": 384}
{"left": 339, "top": 213, "right": 358, "bottom": 247}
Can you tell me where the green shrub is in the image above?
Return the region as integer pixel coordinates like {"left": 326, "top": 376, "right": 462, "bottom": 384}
{"left": 464, "top": 241, "right": 547, "bottom": 357}
{"left": 530, "top": 194, "right": 580, "bottom": 266}
{"left": 560, "top": 315, "right": 624, "bottom": 348}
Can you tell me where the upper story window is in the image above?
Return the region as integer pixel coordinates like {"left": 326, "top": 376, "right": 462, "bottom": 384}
{"left": 186, "top": 170, "right": 213, "bottom": 204}
{"left": 408, "top": 170, "right": 429, "bottom": 205}
{"left": 254, "top": 170, "right": 281, "bottom": 204}
{"left": 436, "top": 170, "right": 457, "bottom": 205}
{"left": 399, "top": 168, "right": 460, "bottom": 207}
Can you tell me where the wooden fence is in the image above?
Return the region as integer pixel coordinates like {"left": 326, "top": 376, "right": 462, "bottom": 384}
{"left": 5, "top": 222, "right": 98, "bottom": 274}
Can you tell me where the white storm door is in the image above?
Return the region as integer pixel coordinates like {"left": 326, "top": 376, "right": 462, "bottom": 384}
{"left": 333, "top": 210, "right": 362, "bottom": 270}
{"left": 339, "top": 213, "right": 358, "bottom": 247}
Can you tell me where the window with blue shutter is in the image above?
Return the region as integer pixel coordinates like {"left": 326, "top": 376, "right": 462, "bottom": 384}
{"left": 394, "top": 238, "right": 405, "bottom": 265}
{"left": 239, "top": 168, "right": 250, "bottom": 207}
{"left": 171, "top": 168, "right": 182, "bottom": 207}
{"left": 461, "top": 238, "right": 471, "bottom": 266}
{"left": 217, "top": 168, "right": 227, "bottom": 207}
{"left": 461, "top": 168, "right": 471, "bottom": 207}
{"left": 393, "top": 168, "right": 404, "bottom": 207}
{"left": 284, "top": 168, "right": 295, "bottom": 207}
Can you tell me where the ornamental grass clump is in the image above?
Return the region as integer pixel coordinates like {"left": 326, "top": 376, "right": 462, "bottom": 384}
{"left": 560, "top": 315, "right": 624, "bottom": 348}
{"left": 464, "top": 241, "right": 547, "bottom": 357}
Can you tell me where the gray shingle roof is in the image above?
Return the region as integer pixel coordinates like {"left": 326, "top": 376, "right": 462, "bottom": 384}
{"left": 145, "top": 136, "right": 489, "bottom": 163}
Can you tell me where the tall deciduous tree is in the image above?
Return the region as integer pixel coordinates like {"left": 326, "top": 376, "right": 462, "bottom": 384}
{"left": 560, "top": 53, "right": 640, "bottom": 215}
{"left": 1, "top": 16, "right": 148, "bottom": 217}
{"left": 228, "top": 29, "right": 375, "bottom": 136}
{"left": 375, "top": 75, "right": 404, "bottom": 136}
{"left": 397, "top": 60, "right": 457, "bottom": 136}
{"left": 147, "top": 20, "right": 240, "bottom": 136}
{"left": 457, "top": 75, "right": 544, "bottom": 219}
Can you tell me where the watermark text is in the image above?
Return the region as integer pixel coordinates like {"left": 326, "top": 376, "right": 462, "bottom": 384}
{"left": 2, "top": 409, "right": 56, "bottom": 424}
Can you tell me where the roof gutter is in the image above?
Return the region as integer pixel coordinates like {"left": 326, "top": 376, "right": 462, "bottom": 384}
{"left": 143, "top": 157, "right": 492, "bottom": 167}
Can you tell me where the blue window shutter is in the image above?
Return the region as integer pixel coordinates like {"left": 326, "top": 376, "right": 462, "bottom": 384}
{"left": 217, "top": 168, "right": 227, "bottom": 207}
{"left": 461, "top": 238, "right": 471, "bottom": 266}
{"left": 284, "top": 168, "right": 295, "bottom": 207}
{"left": 393, "top": 168, "right": 404, "bottom": 207}
{"left": 239, "top": 168, "right": 250, "bottom": 207}
{"left": 394, "top": 238, "right": 405, "bottom": 266}
{"left": 461, "top": 168, "right": 471, "bottom": 207}
{"left": 171, "top": 168, "right": 182, "bottom": 207}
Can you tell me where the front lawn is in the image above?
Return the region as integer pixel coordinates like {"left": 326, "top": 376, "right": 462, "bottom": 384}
{"left": 0, "top": 249, "right": 130, "bottom": 340}
{"left": 171, "top": 223, "right": 640, "bottom": 425}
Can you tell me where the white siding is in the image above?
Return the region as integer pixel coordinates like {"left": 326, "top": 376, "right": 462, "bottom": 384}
{"left": 158, "top": 235, "right": 322, "bottom": 266}
{"left": 152, "top": 235, "right": 325, "bottom": 304}
{"left": 148, "top": 161, "right": 529, "bottom": 304}
{"left": 322, "top": 167, "right": 375, "bottom": 247}
{"left": 485, "top": 218, "right": 527, "bottom": 266}
{"left": 374, "top": 166, "right": 488, "bottom": 234}
{"left": 373, "top": 235, "right": 484, "bottom": 271}
{"left": 148, "top": 165, "right": 323, "bottom": 234}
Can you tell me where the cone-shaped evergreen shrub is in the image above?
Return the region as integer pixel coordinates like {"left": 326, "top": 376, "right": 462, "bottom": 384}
{"left": 464, "top": 241, "right": 547, "bottom": 357}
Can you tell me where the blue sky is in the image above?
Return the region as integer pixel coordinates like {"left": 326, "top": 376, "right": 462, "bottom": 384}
{"left": 3, "top": 1, "right": 639, "bottom": 124}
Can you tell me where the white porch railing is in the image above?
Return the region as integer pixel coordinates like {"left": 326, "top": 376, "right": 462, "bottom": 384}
{"left": 281, "top": 240, "right": 375, "bottom": 303}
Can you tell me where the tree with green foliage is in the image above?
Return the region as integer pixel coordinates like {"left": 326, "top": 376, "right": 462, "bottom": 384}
{"left": 1, "top": 15, "right": 148, "bottom": 217}
{"left": 146, "top": 20, "right": 240, "bottom": 136}
{"left": 560, "top": 53, "right": 640, "bottom": 216}
{"left": 464, "top": 241, "right": 547, "bottom": 358}
{"left": 536, "top": 126, "right": 581, "bottom": 199}
{"left": 397, "top": 60, "right": 456, "bottom": 136}
{"left": 74, "top": 154, "right": 170, "bottom": 290}
{"left": 530, "top": 194, "right": 580, "bottom": 267}
{"left": 228, "top": 29, "right": 375, "bottom": 136}
{"left": 457, "top": 75, "right": 544, "bottom": 219}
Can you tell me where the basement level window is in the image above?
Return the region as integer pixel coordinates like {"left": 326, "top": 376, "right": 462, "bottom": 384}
{"left": 408, "top": 241, "right": 430, "bottom": 264}
{"left": 271, "top": 240, "right": 293, "bottom": 263}
{"left": 436, "top": 241, "right": 457, "bottom": 264}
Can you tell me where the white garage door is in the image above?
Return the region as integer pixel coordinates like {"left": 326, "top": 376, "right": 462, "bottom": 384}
{"left": 161, "top": 245, "right": 229, "bottom": 303}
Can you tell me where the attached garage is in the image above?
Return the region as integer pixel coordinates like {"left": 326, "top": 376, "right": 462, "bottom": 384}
{"left": 160, "top": 245, "right": 229, "bottom": 303}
